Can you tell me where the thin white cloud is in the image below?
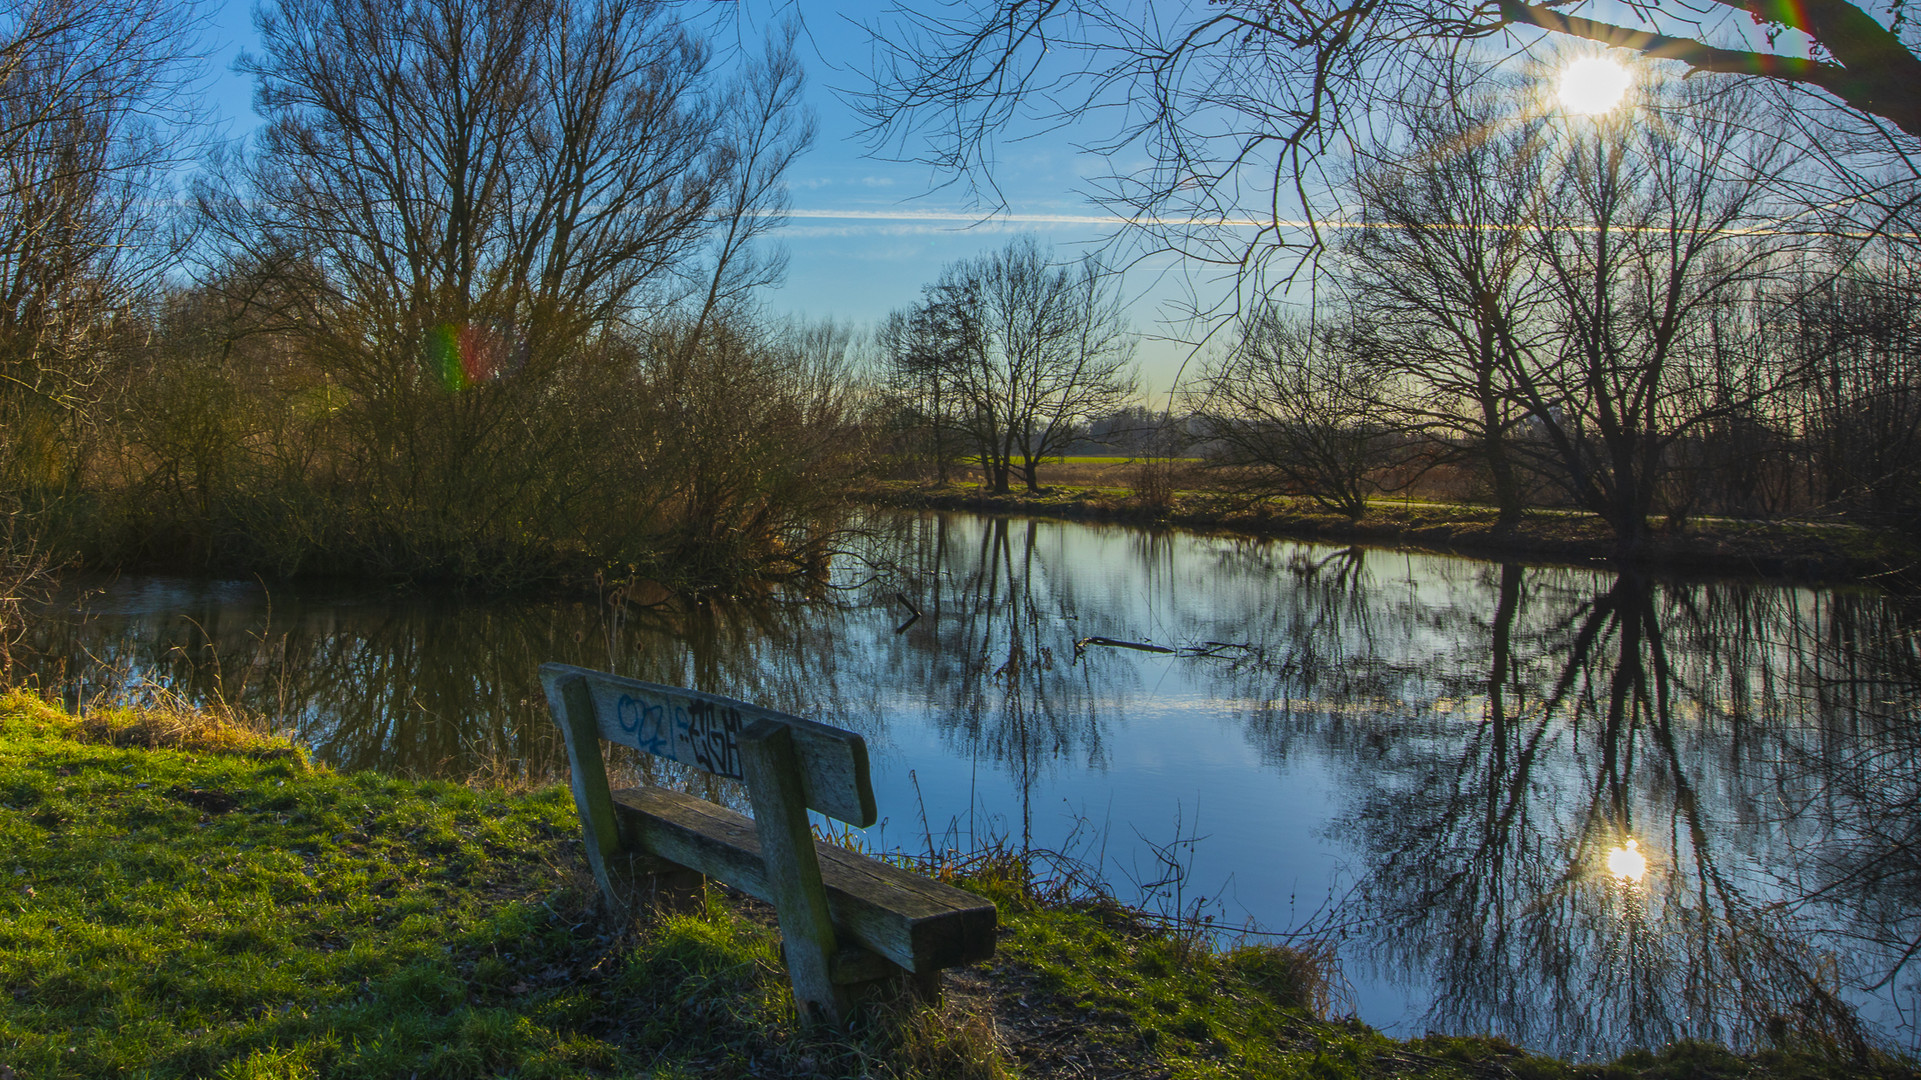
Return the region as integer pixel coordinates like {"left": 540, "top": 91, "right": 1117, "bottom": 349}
{"left": 777, "top": 207, "right": 1835, "bottom": 239}
{"left": 783, "top": 207, "right": 1300, "bottom": 228}
{"left": 784, "top": 221, "right": 1039, "bottom": 240}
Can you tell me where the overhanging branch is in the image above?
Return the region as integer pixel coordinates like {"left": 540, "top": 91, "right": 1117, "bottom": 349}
{"left": 1496, "top": 0, "right": 1921, "bottom": 137}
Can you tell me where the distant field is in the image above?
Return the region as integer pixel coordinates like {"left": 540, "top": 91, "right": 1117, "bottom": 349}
{"left": 938, "top": 454, "right": 1212, "bottom": 490}
{"left": 1050, "top": 455, "right": 1202, "bottom": 465}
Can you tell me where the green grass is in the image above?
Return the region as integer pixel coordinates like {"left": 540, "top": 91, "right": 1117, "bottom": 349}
{"left": 961, "top": 863, "right": 1348, "bottom": 1077}
{"left": 0, "top": 691, "right": 612, "bottom": 1079}
{"left": 0, "top": 691, "right": 992, "bottom": 1079}
{"left": 1, "top": 690, "right": 1910, "bottom": 1079}
{"left": 957, "top": 862, "right": 1915, "bottom": 1080}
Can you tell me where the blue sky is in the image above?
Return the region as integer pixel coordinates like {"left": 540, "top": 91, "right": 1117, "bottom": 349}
{"left": 195, "top": 1, "right": 1828, "bottom": 399}
{"left": 199, "top": 0, "right": 1217, "bottom": 398}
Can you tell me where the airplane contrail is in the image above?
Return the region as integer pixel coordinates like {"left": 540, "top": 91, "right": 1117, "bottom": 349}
{"left": 779, "top": 206, "right": 1859, "bottom": 239}
{"left": 782, "top": 207, "right": 1303, "bottom": 228}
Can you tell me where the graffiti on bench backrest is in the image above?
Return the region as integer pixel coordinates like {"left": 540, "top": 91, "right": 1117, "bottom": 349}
{"left": 612, "top": 691, "right": 745, "bottom": 779}
{"left": 543, "top": 663, "right": 877, "bottom": 827}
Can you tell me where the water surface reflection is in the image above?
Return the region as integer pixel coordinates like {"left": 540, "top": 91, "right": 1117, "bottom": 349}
{"left": 23, "top": 512, "right": 1920, "bottom": 1058}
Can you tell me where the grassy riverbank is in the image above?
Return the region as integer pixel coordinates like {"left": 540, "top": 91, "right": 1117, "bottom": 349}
{"left": 0, "top": 692, "right": 1909, "bottom": 1079}
{"left": 867, "top": 481, "right": 1921, "bottom": 584}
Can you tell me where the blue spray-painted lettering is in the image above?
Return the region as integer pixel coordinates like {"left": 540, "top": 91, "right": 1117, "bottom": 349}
{"left": 616, "top": 694, "right": 674, "bottom": 757}
{"left": 672, "top": 704, "right": 691, "bottom": 755}
{"left": 614, "top": 695, "right": 643, "bottom": 734}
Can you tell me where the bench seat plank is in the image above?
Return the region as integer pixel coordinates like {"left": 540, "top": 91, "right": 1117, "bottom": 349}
{"left": 612, "top": 786, "right": 997, "bottom": 974}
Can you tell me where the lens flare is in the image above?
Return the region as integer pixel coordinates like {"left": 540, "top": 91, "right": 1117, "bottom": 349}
{"left": 1606, "top": 838, "right": 1647, "bottom": 882}
{"left": 1558, "top": 57, "right": 1631, "bottom": 115}
{"left": 427, "top": 323, "right": 525, "bottom": 391}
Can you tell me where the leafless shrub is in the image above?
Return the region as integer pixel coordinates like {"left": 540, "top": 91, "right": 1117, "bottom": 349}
{"left": 1131, "top": 456, "right": 1177, "bottom": 511}
{"left": 1190, "top": 309, "right": 1401, "bottom": 519}
{"left": 0, "top": 0, "right": 204, "bottom": 497}
{"left": 0, "top": 511, "right": 49, "bottom": 683}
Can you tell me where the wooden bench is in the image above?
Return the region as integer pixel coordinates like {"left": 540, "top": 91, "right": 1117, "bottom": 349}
{"left": 538, "top": 663, "right": 996, "bottom": 1025}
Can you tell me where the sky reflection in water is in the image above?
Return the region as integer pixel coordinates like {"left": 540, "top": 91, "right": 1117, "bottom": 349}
{"left": 24, "top": 511, "right": 1921, "bottom": 1059}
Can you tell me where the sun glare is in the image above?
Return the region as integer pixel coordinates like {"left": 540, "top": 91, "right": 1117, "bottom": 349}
{"left": 1606, "top": 838, "right": 1648, "bottom": 882}
{"left": 1558, "top": 57, "right": 1631, "bottom": 115}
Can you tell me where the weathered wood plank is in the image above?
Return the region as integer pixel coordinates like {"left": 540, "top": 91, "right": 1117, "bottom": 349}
{"left": 555, "top": 676, "right": 627, "bottom": 903}
{"left": 740, "top": 719, "right": 849, "bottom": 1025}
{"left": 610, "top": 786, "right": 998, "bottom": 974}
{"left": 539, "top": 663, "right": 876, "bottom": 827}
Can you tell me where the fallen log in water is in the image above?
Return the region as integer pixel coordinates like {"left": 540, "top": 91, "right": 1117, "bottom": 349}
{"left": 1075, "top": 636, "right": 1177, "bottom": 654}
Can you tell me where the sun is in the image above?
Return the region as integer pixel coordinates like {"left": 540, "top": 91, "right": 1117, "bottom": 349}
{"left": 1558, "top": 57, "right": 1632, "bottom": 115}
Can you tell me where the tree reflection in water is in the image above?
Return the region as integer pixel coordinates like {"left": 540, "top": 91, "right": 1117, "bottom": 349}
{"left": 853, "top": 512, "right": 1145, "bottom": 851}
{"left": 1309, "top": 568, "right": 1899, "bottom": 1056}
{"left": 21, "top": 514, "right": 1921, "bottom": 1058}
{"left": 870, "top": 518, "right": 1920, "bottom": 1056}
{"left": 24, "top": 577, "right": 870, "bottom": 795}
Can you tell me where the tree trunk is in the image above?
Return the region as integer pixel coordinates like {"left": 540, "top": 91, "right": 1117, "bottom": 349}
{"left": 1487, "top": 440, "right": 1523, "bottom": 530}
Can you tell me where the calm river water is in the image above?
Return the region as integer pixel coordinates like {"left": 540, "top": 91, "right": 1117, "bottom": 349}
{"left": 21, "top": 511, "right": 1921, "bottom": 1059}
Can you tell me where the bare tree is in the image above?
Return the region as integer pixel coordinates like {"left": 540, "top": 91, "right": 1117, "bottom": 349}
{"left": 1191, "top": 308, "right": 1398, "bottom": 518}
{"left": 676, "top": 19, "right": 815, "bottom": 359}
{"left": 210, "top": 0, "right": 728, "bottom": 377}
{"left": 1659, "top": 283, "right": 1799, "bottom": 520}
{"left": 1510, "top": 79, "right": 1795, "bottom": 555}
{"left": 892, "top": 236, "right": 1137, "bottom": 494}
{"left": 0, "top": 0, "right": 204, "bottom": 495}
{"left": 1785, "top": 264, "right": 1921, "bottom": 527}
{"left": 192, "top": 0, "right": 811, "bottom": 577}
{"left": 629, "top": 315, "right": 869, "bottom": 582}
{"left": 1340, "top": 67, "right": 1556, "bottom": 528}
{"left": 877, "top": 298, "right": 968, "bottom": 482}
{"left": 862, "top": 1, "right": 1915, "bottom": 300}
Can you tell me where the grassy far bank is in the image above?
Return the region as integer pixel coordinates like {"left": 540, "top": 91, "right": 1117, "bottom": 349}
{"left": 1, "top": 692, "right": 1912, "bottom": 1080}
{"left": 865, "top": 479, "right": 1921, "bottom": 585}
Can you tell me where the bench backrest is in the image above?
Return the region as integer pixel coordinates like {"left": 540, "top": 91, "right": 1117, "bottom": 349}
{"left": 538, "top": 662, "right": 877, "bottom": 827}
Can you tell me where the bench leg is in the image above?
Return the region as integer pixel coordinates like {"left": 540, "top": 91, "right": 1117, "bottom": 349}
{"left": 590, "top": 848, "right": 706, "bottom": 917}
{"left": 554, "top": 676, "right": 631, "bottom": 913}
{"left": 740, "top": 720, "right": 851, "bottom": 1027}
{"left": 641, "top": 865, "right": 707, "bottom": 914}
{"left": 910, "top": 967, "right": 942, "bottom": 1005}
{"left": 830, "top": 946, "right": 943, "bottom": 1008}
{"left": 836, "top": 962, "right": 942, "bottom": 1009}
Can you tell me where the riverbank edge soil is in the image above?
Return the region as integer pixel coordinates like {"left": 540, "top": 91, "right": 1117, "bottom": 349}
{"left": 0, "top": 691, "right": 1909, "bottom": 1079}
{"left": 864, "top": 482, "right": 1921, "bottom": 586}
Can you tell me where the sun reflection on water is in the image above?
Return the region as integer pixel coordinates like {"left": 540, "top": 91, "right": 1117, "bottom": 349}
{"left": 1607, "top": 838, "right": 1648, "bottom": 883}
